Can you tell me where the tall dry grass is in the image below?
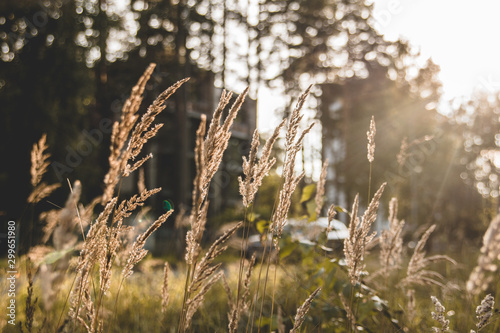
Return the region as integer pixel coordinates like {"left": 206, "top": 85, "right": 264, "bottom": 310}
{"left": 6, "top": 64, "right": 499, "bottom": 333}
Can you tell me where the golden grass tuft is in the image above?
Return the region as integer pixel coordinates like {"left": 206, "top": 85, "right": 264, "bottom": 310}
{"left": 379, "top": 197, "right": 405, "bottom": 277}
{"left": 314, "top": 159, "right": 328, "bottom": 219}
{"left": 430, "top": 296, "right": 450, "bottom": 332}
{"left": 401, "top": 224, "right": 456, "bottom": 288}
{"left": 238, "top": 119, "right": 285, "bottom": 208}
{"left": 161, "top": 262, "right": 170, "bottom": 313}
{"left": 271, "top": 86, "right": 315, "bottom": 245}
{"left": 102, "top": 63, "right": 188, "bottom": 204}
{"left": 28, "top": 134, "right": 61, "bottom": 204}
{"left": 467, "top": 213, "right": 500, "bottom": 294}
{"left": 290, "top": 287, "right": 321, "bottom": 333}
{"left": 366, "top": 115, "right": 376, "bottom": 163}
{"left": 344, "top": 183, "right": 386, "bottom": 284}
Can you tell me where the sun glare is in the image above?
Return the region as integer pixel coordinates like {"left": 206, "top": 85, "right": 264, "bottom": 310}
{"left": 373, "top": 0, "right": 500, "bottom": 103}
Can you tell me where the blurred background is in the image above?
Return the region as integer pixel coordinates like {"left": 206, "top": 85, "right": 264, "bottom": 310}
{"left": 1, "top": 0, "right": 499, "bottom": 254}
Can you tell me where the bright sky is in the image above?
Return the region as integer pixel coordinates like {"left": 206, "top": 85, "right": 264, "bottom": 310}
{"left": 371, "top": 0, "right": 500, "bottom": 105}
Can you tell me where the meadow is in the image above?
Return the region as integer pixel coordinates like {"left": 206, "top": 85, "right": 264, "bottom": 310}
{"left": 1, "top": 63, "right": 498, "bottom": 333}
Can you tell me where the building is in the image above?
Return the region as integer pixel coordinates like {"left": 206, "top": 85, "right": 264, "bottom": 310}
{"left": 319, "top": 66, "right": 393, "bottom": 219}
{"left": 120, "top": 72, "right": 256, "bottom": 253}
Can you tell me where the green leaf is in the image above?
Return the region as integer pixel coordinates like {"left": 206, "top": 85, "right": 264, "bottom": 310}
{"left": 306, "top": 200, "right": 317, "bottom": 221}
{"left": 334, "top": 205, "right": 349, "bottom": 214}
{"left": 255, "top": 219, "right": 270, "bottom": 234}
{"left": 279, "top": 241, "right": 298, "bottom": 259}
{"left": 247, "top": 212, "right": 260, "bottom": 222}
{"left": 300, "top": 184, "right": 316, "bottom": 203}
